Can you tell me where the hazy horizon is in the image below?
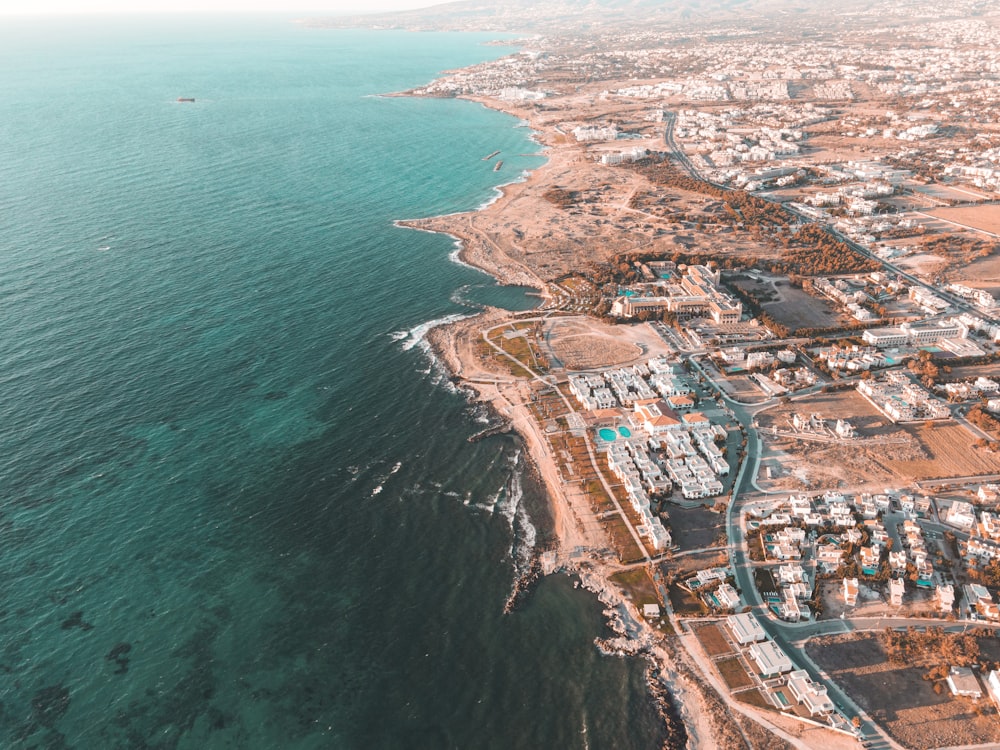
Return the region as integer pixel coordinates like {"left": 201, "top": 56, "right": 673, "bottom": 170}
{"left": 0, "top": 0, "right": 438, "bottom": 15}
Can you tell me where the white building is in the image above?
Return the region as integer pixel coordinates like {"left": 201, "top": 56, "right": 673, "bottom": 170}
{"left": 727, "top": 612, "right": 766, "bottom": 645}
{"left": 988, "top": 670, "right": 1000, "bottom": 709}
{"left": 947, "top": 667, "right": 982, "bottom": 698}
{"left": 716, "top": 583, "right": 741, "bottom": 610}
{"left": 946, "top": 501, "right": 976, "bottom": 530}
{"left": 787, "top": 670, "right": 835, "bottom": 715}
{"left": 889, "top": 577, "right": 905, "bottom": 606}
{"left": 749, "top": 640, "right": 794, "bottom": 677}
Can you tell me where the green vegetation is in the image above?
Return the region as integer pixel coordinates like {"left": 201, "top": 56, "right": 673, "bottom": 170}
{"left": 625, "top": 155, "right": 790, "bottom": 228}
{"left": 880, "top": 627, "right": 994, "bottom": 670}
{"left": 773, "top": 224, "right": 880, "bottom": 276}
{"left": 543, "top": 187, "right": 582, "bottom": 209}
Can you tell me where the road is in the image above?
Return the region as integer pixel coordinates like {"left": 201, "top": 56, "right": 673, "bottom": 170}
{"left": 685, "top": 346, "right": 906, "bottom": 746}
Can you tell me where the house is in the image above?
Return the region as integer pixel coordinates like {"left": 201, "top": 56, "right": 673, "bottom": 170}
{"left": 947, "top": 501, "right": 976, "bottom": 530}
{"left": 665, "top": 394, "right": 695, "bottom": 411}
{"left": 888, "top": 550, "right": 907, "bottom": 574}
{"left": 816, "top": 544, "right": 844, "bottom": 572}
{"left": 946, "top": 667, "right": 982, "bottom": 699}
{"left": 777, "top": 564, "right": 806, "bottom": 585}
{"left": 682, "top": 411, "right": 711, "bottom": 428}
{"left": 889, "top": 577, "right": 905, "bottom": 606}
{"left": 843, "top": 528, "right": 863, "bottom": 545}
{"left": 716, "top": 583, "right": 741, "bottom": 610}
{"left": 860, "top": 545, "right": 880, "bottom": 575}
{"left": 693, "top": 568, "right": 728, "bottom": 587}
{"left": 843, "top": 577, "right": 859, "bottom": 606}
{"left": 780, "top": 590, "right": 802, "bottom": 622}
{"left": 914, "top": 496, "right": 932, "bottom": 517}
{"left": 964, "top": 583, "right": 995, "bottom": 618}
{"left": 777, "top": 527, "right": 806, "bottom": 546}
{"left": 749, "top": 640, "right": 794, "bottom": 677}
{"left": 900, "top": 495, "right": 915, "bottom": 516}
{"left": 727, "top": 612, "right": 766, "bottom": 645}
{"left": 988, "top": 670, "right": 1000, "bottom": 709}
{"left": 979, "top": 485, "right": 1000, "bottom": 504}
{"left": 787, "top": 670, "right": 835, "bottom": 715}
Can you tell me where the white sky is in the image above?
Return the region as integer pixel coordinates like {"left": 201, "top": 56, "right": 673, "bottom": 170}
{"left": 0, "top": 0, "right": 437, "bottom": 15}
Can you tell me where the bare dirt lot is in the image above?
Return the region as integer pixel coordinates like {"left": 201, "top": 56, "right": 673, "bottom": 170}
{"left": 545, "top": 317, "right": 666, "bottom": 370}
{"left": 716, "top": 656, "right": 755, "bottom": 690}
{"left": 691, "top": 622, "right": 735, "bottom": 658}
{"left": 817, "top": 578, "right": 940, "bottom": 620}
{"left": 666, "top": 502, "right": 727, "bottom": 553}
{"left": 950, "top": 249, "right": 1000, "bottom": 297}
{"left": 756, "top": 390, "right": 921, "bottom": 489}
{"left": 756, "top": 390, "right": 999, "bottom": 488}
{"left": 807, "top": 633, "right": 1000, "bottom": 749}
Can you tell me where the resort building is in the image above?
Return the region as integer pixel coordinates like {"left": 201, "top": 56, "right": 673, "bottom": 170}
{"left": 612, "top": 265, "right": 743, "bottom": 324}
{"left": 634, "top": 400, "right": 683, "bottom": 434}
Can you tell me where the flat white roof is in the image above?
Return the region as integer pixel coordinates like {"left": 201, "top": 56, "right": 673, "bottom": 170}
{"left": 750, "top": 640, "right": 793, "bottom": 675}
{"left": 727, "top": 612, "right": 766, "bottom": 643}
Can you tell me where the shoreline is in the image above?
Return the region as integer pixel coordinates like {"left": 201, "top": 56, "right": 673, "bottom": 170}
{"left": 393, "top": 80, "right": 825, "bottom": 750}
{"left": 399, "top": 89, "right": 732, "bottom": 748}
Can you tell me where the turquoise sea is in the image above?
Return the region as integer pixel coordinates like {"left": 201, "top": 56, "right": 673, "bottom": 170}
{"left": 0, "top": 15, "right": 668, "bottom": 749}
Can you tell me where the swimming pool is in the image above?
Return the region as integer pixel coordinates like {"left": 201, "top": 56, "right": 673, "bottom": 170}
{"left": 619, "top": 426, "right": 632, "bottom": 438}
{"left": 599, "top": 428, "right": 617, "bottom": 441}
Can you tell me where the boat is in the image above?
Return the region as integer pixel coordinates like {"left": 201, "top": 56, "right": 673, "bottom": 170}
{"left": 494, "top": 160, "right": 503, "bottom": 172}
{"left": 482, "top": 150, "right": 500, "bottom": 161}
{"left": 177, "top": 97, "right": 195, "bottom": 103}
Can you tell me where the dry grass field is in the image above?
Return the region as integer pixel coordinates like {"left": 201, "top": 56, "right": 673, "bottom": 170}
{"left": 545, "top": 316, "right": 667, "bottom": 370}
{"left": 716, "top": 656, "right": 755, "bottom": 690}
{"left": 691, "top": 622, "right": 734, "bottom": 658}
{"left": 951, "top": 250, "right": 1000, "bottom": 297}
{"left": 807, "top": 633, "right": 1000, "bottom": 749}
{"left": 926, "top": 204, "right": 1000, "bottom": 235}
{"left": 886, "top": 422, "right": 1000, "bottom": 480}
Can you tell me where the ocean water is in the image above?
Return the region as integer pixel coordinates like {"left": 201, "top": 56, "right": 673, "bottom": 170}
{"left": 0, "top": 16, "right": 667, "bottom": 749}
